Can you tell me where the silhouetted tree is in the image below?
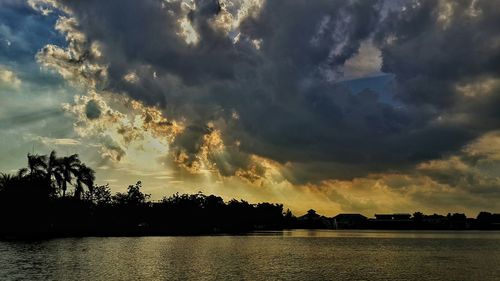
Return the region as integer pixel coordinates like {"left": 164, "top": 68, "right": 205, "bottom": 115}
{"left": 17, "top": 168, "right": 28, "bottom": 178}
{"left": 6, "top": 149, "right": 499, "bottom": 237}
{"left": 0, "top": 173, "right": 10, "bottom": 185}
{"left": 55, "top": 154, "right": 81, "bottom": 197}
{"left": 85, "top": 184, "right": 112, "bottom": 205}
{"left": 74, "top": 164, "right": 95, "bottom": 199}
{"left": 0, "top": 173, "right": 18, "bottom": 191}
{"left": 45, "top": 150, "right": 63, "bottom": 194}
{"left": 113, "top": 181, "right": 150, "bottom": 206}
{"left": 27, "top": 153, "right": 47, "bottom": 177}
{"left": 413, "top": 212, "right": 424, "bottom": 222}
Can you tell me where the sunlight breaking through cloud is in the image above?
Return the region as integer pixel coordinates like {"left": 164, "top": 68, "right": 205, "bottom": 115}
{"left": 2, "top": 0, "right": 500, "bottom": 215}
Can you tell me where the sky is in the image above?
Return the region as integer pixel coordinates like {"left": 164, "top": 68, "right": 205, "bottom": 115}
{"left": 1, "top": 0, "right": 500, "bottom": 216}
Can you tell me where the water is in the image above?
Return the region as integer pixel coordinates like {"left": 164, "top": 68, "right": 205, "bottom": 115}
{"left": 1, "top": 230, "right": 500, "bottom": 281}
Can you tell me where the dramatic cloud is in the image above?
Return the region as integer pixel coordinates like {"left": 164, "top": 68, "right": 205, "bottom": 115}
{"left": 33, "top": 0, "right": 393, "bottom": 181}
{"left": 2, "top": 0, "right": 500, "bottom": 215}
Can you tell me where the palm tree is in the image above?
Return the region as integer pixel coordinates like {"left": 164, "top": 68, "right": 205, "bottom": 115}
{"left": 24, "top": 153, "right": 51, "bottom": 197}
{"left": 74, "top": 164, "right": 95, "bottom": 199}
{"left": 55, "top": 154, "right": 81, "bottom": 197}
{"left": 17, "top": 168, "right": 29, "bottom": 178}
{"left": 26, "top": 153, "right": 47, "bottom": 178}
{"left": 45, "top": 150, "right": 64, "bottom": 195}
{"left": 0, "top": 173, "right": 17, "bottom": 191}
{"left": 45, "top": 151, "right": 57, "bottom": 182}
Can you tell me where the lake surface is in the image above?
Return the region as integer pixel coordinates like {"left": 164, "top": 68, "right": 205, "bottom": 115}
{"left": 1, "top": 230, "right": 500, "bottom": 281}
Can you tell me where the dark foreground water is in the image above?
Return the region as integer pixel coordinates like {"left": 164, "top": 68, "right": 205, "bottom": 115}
{"left": 1, "top": 230, "right": 500, "bottom": 281}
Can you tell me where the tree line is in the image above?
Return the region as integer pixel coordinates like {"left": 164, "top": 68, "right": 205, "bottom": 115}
{"left": 0, "top": 151, "right": 293, "bottom": 237}
{"left": 2, "top": 151, "right": 499, "bottom": 238}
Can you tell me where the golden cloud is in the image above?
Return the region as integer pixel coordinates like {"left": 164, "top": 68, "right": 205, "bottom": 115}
{"left": 0, "top": 66, "right": 21, "bottom": 89}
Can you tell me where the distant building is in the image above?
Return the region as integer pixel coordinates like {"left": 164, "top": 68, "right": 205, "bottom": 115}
{"left": 297, "top": 209, "right": 333, "bottom": 229}
{"left": 393, "top": 214, "right": 412, "bottom": 220}
{"left": 374, "top": 214, "right": 411, "bottom": 221}
{"left": 332, "top": 214, "right": 367, "bottom": 229}
{"left": 371, "top": 213, "right": 413, "bottom": 229}
{"left": 374, "top": 214, "right": 393, "bottom": 220}
{"left": 298, "top": 209, "right": 321, "bottom": 221}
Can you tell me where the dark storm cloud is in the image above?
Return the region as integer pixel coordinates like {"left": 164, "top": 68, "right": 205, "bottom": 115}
{"left": 35, "top": 0, "right": 500, "bottom": 183}
{"left": 60, "top": 0, "right": 239, "bottom": 98}
{"left": 372, "top": 0, "right": 500, "bottom": 162}
{"left": 375, "top": 0, "right": 500, "bottom": 107}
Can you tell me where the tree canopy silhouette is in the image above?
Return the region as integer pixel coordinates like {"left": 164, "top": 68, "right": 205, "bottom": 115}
{"left": 0, "top": 150, "right": 293, "bottom": 237}
{"left": 1, "top": 150, "right": 499, "bottom": 238}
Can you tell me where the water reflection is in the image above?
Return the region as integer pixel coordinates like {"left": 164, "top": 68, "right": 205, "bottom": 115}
{"left": 1, "top": 230, "right": 500, "bottom": 280}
